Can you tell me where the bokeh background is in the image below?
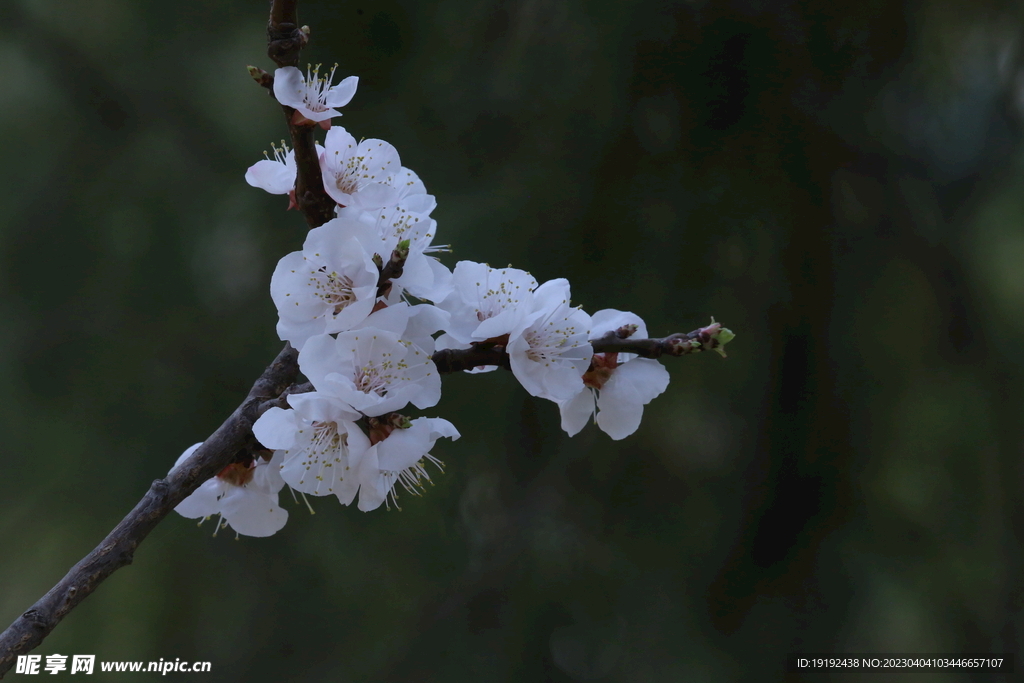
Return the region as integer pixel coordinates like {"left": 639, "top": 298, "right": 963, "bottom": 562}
{"left": 2, "top": 0, "right": 1023, "bottom": 680}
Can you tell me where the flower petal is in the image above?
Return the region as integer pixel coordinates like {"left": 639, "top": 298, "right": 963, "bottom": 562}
{"left": 558, "top": 388, "right": 596, "bottom": 437}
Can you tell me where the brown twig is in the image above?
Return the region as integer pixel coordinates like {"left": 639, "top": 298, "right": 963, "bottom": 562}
{"left": 256, "top": 380, "right": 314, "bottom": 418}
{"left": 429, "top": 321, "right": 733, "bottom": 374}
{"left": 432, "top": 342, "right": 513, "bottom": 373}
{"left": 0, "top": 344, "right": 300, "bottom": 677}
{"left": 287, "top": 122, "right": 336, "bottom": 229}
{"left": 591, "top": 320, "right": 734, "bottom": 358}
{"left": 263, "top": 0, "right": 334, "bottom": 228}
{"left": 267, "top": 0, "right": 303, "bottom": 68}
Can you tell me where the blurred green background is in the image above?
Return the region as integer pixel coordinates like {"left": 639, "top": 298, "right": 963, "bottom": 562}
{"left": 2, "top": 0, "right": 1022, "bottom": 680}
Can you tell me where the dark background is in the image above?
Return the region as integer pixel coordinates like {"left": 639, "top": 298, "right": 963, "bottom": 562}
{"left": 1, "top": 0, "right": 1022, "bottom": 681}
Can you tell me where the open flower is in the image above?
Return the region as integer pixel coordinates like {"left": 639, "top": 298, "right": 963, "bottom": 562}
{"left": 557, "top": 309, "right": 670, "bottom": 440}
{"left": 253, "top": 392, "right": 371, "bottom": 504}
{"left": 245, "top": 140, "right": 296, "bottom": 195}
{"left": 245, "top": 141, "right": 325, "bottom": 199}
{"left": 270, "top": 217, "right": 380, "bottom": 350}
{"left": 507, "top": 278, "right": 592, "bottom": 402}
{"left": 300, "top": 328, "right": 442, "bottom": 417}
{"left": 436, "top": 261, "right": 538, "bottom": 345}
{"left": 172, "top": 443, "right": 289, "bottom": 537}
{"left": 273, "top": 64, "right": 357, "bottom": 125}
{"left": 353, "top": 416, "right": 460, "bottom": 511}
{"left": 320, "top": 127, "right": 402, "bottom": 209}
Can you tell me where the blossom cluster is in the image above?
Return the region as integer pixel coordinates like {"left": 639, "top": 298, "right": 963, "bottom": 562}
{"left": 175, "top": 66, "right": 671, "bottom": 537}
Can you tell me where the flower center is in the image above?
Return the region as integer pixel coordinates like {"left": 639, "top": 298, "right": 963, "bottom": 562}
{"left": 524, "top": 316, "right": 582, "bottom": 362}
{"left": 302, "top": 63, "right": 340, "bottom": 113}
{"left": 292, "top": 420, "right": 350, "bottom": 494}
{"left": 354, "top": 362, "right": 391, "bottom": 396}
{"left": 474, "top": 273, "right": 524, "bottom": 321}
{"left": 311, "top": 267, "right": 356, "bottom": 315}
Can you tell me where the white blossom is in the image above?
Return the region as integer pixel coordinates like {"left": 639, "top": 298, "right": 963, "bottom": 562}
{"left": 319, "top": 127, "right": 402, "bottom": 210}
{"left": 273, "top": 65, "right": 357, "bottom": 124}
{"left": 507, "top": 278, "right": 592, "bottom": 402}
{"left": 245, "top": 141, "right": 295, "bottom": 195}
{"left": 270, "top": 217, "right": 380, "bottom": 350}
{"left": 353, "top": 416, "right": 460, "bottom": 511}
{"left": 244, "top": 141, "right": 325, "bottom": 200}
{"left": 557, "top": 309, "right": 670, "bottom": 440}
{"left": 437, "top": 261, "right": 538, "bottom": 345}
{"left": 172, "top": 443, "right": 288, "bottom": 537}
{"left": 252, "top": 392, "right": 370, "bottom": 504}
{"left": 300, "top": 329, "right": 442, "bottom": 417}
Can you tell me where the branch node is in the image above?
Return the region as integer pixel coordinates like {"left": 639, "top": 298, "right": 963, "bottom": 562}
{"left": 247, "top": 65, "right": 274, "bottom": 90}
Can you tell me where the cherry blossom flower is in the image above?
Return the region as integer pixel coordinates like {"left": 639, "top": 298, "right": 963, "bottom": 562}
{"left": 253, "top": 392, "right": 371, "bottom": 504}
{"left": 273, "top": 64, "right": 357, "bottom": 125}
{"left": 172, "top": 443, "right": 289, "bottom": 537}
{"left": 244, "top": 141, "right": 325, "bottom": 208}
{"left": 557, "top": 309, "right": 670, "bottom": 440}
{"left": 436, "top": 261, "right": 539, "bottom": 346}
{"left": 245, "top": 140, "right": 295, "bottom": 195}
{"left": 353, "top": 416, "right": 460, "bottom": 511}
{"left": 271, "top": 217, "right": 380, "bottom": 350}
{"left": 319, "top": 127, "right": 402, "bottom": 209}
{"left": 507, "top": 278, "right": 593, "bottom": 402}
{"left": 300, "top": 328, "right": 442, "bottom": 417}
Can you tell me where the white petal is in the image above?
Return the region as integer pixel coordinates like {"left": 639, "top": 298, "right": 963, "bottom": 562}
{"left": 245, "top": 158, "right": 295, "bottom": 194}
{"left": 322, "top": 126, "right": 358, "bottom": 159}
{"left": 594, "top": 392, "right": 644, "bottom": 440}
{"left": 272, "top": 66, "right": 306, "bottom": 109}
{"left": 592, "top": 360, "right": 668, "bottom": 440}
{"left": 509, "top": 335, "right": 587, "bottom": 401}
{"left": 346, "top": 182, "right": 402, "bottom": 211}
{"left": 174, "top": 479, "right": 224, "bottom": 519}
{"left": 252, "top": 407, "right": 301, "bottom": 451}
{"left": 287, "top": 391, "right": 361, "bottom": 423}
{"left": 558, "top": 389, "right": 596, "bottom": 437}
{"left": 613, "top": 358, "right": 670, "bottom": 404}
{"left": 353, "top": 446, "right": 386, "bottom": 512}
{"left": 297, "top": 334, "right": 345, "bottom": 391}
{"left": 325, "top": 75, "right": 358, "bottom": 108}
{"left": 353, "top": 303, "right": 417, "bottom": 336}
{"left": 219, "top": 488, "right": 288, "bottom": 537}
{"left": 251, "top": 452, "right": 287, "bottom": 494}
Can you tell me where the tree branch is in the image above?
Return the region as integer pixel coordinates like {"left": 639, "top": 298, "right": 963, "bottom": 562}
{"left": 432, "top": 342, "right": 513, "bottom": 373}
{"left": 263, "top": 0, "right": 335, "bottom": 229}
{"left": 0, "top": 344, "right": 300, "bottom": 678}
{"left": 287, "top": 121, "right": 337, "bottom": 228}
{"left": 429, "top": 320, "right": 734, "bottom": 374}
{"left": 591, "top": 320, "right": 735, "bottom": 358}
{"left": 267, "top": 0, "right": 303, "bottom": 68}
